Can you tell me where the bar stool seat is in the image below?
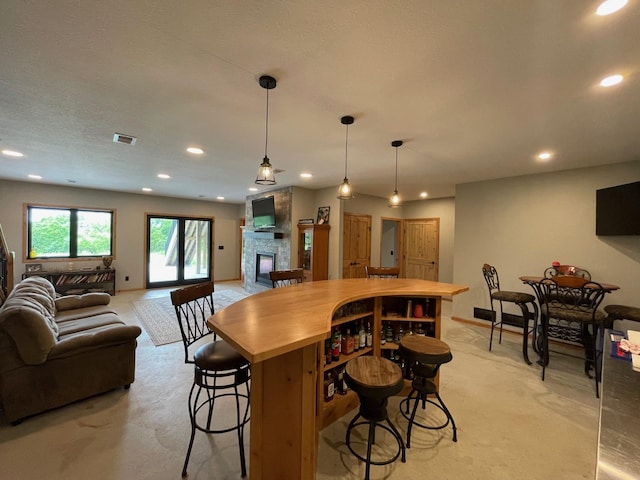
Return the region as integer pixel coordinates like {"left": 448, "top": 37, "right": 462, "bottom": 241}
{"left": 604, "top": 305, "right": 640, "bottom": 328}
{"left": 399, "top": 335, "right": 457, "bottom": 447}
{"left": 344, "top": 356, "right": 406, "bottom": 480}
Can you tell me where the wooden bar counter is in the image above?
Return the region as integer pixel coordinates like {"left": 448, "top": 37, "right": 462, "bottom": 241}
{"left": 208, "top": 278, "right": 468, "bottom": 480}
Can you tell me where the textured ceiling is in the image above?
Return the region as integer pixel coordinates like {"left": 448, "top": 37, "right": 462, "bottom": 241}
{"left": 1, "top": 1, "right": 638, "bottom": 204}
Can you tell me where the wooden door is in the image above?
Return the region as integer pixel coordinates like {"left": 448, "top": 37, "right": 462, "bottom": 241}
{"left": 342, "top": 213, "right": 371, "bottom": 278}
{"left": 404, "top": 218, "right": 439, "bottom": 281}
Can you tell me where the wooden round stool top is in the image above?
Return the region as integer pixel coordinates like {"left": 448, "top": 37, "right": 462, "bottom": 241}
{"left": 345, "top": 356, "right": 403, "bottom": 393}
{"left": 400, "top": 335, "right": 452, "bottom": 365}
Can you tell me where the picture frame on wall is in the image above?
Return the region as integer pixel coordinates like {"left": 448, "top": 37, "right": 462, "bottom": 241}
{"left": 317, "top": 206, "right": 330, "bottom": 225}
{"left": 26, "top": 263, "right": 42, "bottom": 273}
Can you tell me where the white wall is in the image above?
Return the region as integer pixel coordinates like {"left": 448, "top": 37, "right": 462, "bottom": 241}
{"left": 0, "top": 180, "right": 245, "bottom": 290}
{"left": 452, "top": 160, "right": 640, "bottom": 321}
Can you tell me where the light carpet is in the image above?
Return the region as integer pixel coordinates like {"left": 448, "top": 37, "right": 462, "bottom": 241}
{"left": 131, "top": 289, "right": 248, "bottom": 346}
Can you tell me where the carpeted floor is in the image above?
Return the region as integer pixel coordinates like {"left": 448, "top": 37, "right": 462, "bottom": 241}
{"left": 131, "top": 288, "right": 248, "bottom": 346}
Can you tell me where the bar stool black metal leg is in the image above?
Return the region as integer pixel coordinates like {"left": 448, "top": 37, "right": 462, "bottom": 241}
{"left": 436, "top": 392, "right": 457, "bottom": 442}
{"left": 182, "top": 382, "right": 199, "bottom": 477}
{"left": 516, "top": 302, "right": 532, "bottom": 365}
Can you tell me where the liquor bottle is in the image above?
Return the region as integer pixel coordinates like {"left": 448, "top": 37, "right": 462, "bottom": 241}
{"left": 353, "top": 326, "right": 360, "bottom": 352}
{"left": 416, "top": 322, "right": 425, "bottom": 336}
{"left": 336, "top": 366, "right": 349, "bottom": 395}
{"left": 395, "top": 324, "right": 404, "bottom": 344}
{"left": 358, "top": 321, "right": 366, "bottom": 349}
{"left": 331, "top": 328, "right": 341, "bottom": 361}
{"left": 366, "top": 321, "right": 373, "bottom": 347}
{"left": 346, "top": 328, "right": 355, "bottom": 355}
{"left": 323, "top": 371, "right": 335, "bottom": 402}
{"left": 385, "top": 322, "right": 394, "bottom": 344}
{"left": 325, "top": 339, "right": 332, "bottom": 366}
{"left": 341, "top": 329, "right": 349, "bottom": 354}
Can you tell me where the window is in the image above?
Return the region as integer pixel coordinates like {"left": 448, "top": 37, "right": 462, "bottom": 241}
{"left": 26, "top": 205, "right": 114, "bottom": 259}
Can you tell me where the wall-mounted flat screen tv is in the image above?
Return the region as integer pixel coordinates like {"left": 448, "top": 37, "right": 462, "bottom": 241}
{"left": 596, "top": 181, "right": 640, "bottom": 236}
{"left": 252, "top": 196, "right": 276, "bottom": 230}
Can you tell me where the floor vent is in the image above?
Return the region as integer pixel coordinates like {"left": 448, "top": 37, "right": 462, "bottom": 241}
{"left": 113, "top": 133, "right": 137, "bottom": 145}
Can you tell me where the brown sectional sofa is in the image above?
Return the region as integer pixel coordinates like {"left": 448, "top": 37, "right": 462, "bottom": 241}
{"left": 0, "top": 276, "right": 141, "bottom": 423}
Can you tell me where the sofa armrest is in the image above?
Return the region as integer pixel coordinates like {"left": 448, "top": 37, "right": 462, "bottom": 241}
{"left": 48, "top": 325, "right": 142, "bottom": 359}
{"left": 55, "top": 293, "right": 111, "bottom": 312}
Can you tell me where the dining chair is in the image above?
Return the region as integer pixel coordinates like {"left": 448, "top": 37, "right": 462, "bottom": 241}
{"left": 170, "top": 281, "right": 251, "bottom": 477}
{"left": 543, "top": 265, "right": 591, "bottom": 280}
{"left": 269, "top": 268, "right": 304, "bottom": 288}
{"left": 481, "top": 264, "right": 538, "bottom": 364}
{"left": 528, "top": 276, "right": 607, "bottom": 397}
{"left": 365, "top": 266, "right": 400, "bottom": 278}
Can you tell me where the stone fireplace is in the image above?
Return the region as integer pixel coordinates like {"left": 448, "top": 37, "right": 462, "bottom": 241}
{"left": 255, "top": 252, "right": 276, "bottom": 286}
{"left": 243, "top": 187, "right": 293, "bottom": 294}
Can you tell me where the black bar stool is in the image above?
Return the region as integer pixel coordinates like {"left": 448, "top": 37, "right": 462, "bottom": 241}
{"left": 171, "top": 282, "right": 251, "bottom": 478}
{"left": 399, "top": 335, "right": 457, "bottom": 447}
{"left": 344, "top": 356, "right": 406, "bottom": 480}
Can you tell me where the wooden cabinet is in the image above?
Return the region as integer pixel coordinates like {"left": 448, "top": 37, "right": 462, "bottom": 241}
{"left": 22, "top": 268, "right": 116, "bottom": 296}
{"left": 297, "top": 224, "right": 330, "bottom": 282}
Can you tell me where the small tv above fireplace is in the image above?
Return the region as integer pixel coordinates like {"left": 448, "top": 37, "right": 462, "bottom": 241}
{"left": 252, "top": 196, "right": 276, "bottom": 230}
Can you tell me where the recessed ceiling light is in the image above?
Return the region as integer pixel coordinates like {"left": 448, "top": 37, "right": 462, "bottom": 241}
{"left": 596, "top": 0, "right": 628, "bottom": 16}
{"left": 186, "top": 147, "right": 204, "bottom": 155}
{"left": 157, "top": 173, "right": 171, "bottom": 179}
{"left": 420, "top": 192, "right": 428, "bottom": 198}
{"left": 600, "top": 74, "right": 624, "bottom": 87}
{"left": 28, "top": 174, "right": 42, "bottom": 180}
{"left": 142, "top": 187, "right": 152, "bottom": 192}
{"left": 300, "top": 173, "right": 312, "bottom": 178}
{"left": 2, "top": 149, "right": 24, "bottom": 157}
{"left": 537, "top": 151, "right": 553, "bottom": 161}
{"left": 249, "top": 187, "right": 258, "bottom": 192}
{"left": 216, "top": 196, "right": 225, "bottom": 200}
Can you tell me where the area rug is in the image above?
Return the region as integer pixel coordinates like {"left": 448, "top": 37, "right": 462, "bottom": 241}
{"left": 131, "top": 289, "right": 248, "bottom": 346}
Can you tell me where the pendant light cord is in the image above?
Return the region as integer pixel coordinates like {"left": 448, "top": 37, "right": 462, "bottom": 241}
{"left": 344, "top": 123, "right": 349, "bottom": 178}
{"left": 394, "top": 146, "right": 398, "bottom": 191}
{"left": 264, "top": 88, "right": 270, "bottom": 158}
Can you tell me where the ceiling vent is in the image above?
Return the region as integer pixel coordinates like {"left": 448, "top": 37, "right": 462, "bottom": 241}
{"left": 113, "top": 133, "right": 137, "bottom": 146}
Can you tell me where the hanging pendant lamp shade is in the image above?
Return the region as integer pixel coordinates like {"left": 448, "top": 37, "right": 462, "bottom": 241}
{"left": 337, "top": 115, "right": 355, "bottom": 199}
{"left": 255, "top": 75, "right": 277, "bottom": 185}
{"left": 389, "top": 140, "right": 403, "bottom": 207}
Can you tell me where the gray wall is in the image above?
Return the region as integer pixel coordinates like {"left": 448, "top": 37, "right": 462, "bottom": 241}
{"left": 0, "top": 180, "right": 245, "bottom": 290}
{"left": 452, "top": 160, "right": 640, "bottom": 320}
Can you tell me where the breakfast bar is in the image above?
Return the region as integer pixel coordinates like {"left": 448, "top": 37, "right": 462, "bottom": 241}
{"left": 208, "top": 278, "right": 468, "bottom": 480}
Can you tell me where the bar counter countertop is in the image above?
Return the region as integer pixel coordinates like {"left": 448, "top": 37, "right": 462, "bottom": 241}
{"left": 596, "top": 329, "right": 640, "bottom": 480}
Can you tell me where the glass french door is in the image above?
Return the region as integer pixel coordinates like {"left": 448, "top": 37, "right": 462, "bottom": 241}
{"left": 146, "top": 215, "right": 212, "bottom": 288}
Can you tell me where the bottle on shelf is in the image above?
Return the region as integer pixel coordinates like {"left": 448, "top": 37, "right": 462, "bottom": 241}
{"left": 415, "top": 322, "right": 425, "bottom": 336}
{"left": 346, "top": 329, "right": 355, "bottom": 355}
{"left": 358, "top": 321, "right": 366, "bottom": 349}
{"left": 385, "top": 322, "right": 394, "bottom": 344}
{"left": 331, "top": 328, "right": 341, "bottom": 361}
{"left": 325, "top": 339, "right": 332, "bottom": 366}
{"left": 395, "top": 324, "right": 404, "bottom": 344}
{"left": 353, "top": 325, "right": 360, "bottom": 352}
{"left": 336, "top": 366, "right": 349, "bottom": 395}
{"left": 366, "top": 321, "right": 373, "bottom": 347}
{"left": 323, "top": 371, "right": 335, "bottom": 402}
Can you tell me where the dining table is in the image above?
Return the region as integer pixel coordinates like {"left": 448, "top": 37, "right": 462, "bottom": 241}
{"left": 518, "top": 275, "right": 620, "bottom": 365}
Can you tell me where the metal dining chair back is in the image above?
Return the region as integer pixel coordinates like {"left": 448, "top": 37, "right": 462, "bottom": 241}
{"left": 365, "top": 266, "right": 400, "bottom": 278}
{"left": 269, "top": 268, "right": 304, "bottom": 288}
{"left": 481, "top": 263, "right": 538, "bottom": 364}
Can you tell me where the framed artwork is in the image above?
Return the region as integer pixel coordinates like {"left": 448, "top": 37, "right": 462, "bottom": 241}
{"left": 317, "top": 206, "right": 330, "bottom": 225}
{"left": 26, "top": 263, "right": 42, "bottom": 272}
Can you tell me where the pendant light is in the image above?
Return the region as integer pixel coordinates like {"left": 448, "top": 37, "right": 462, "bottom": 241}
{"left": 255, "top": 75, "right": 277, "bottom": 185}
{"left": 337, "top": 115, "right": 355, "bottom": 199}
{"left": 389, "top": 140, "right": 403, "bottom": 208}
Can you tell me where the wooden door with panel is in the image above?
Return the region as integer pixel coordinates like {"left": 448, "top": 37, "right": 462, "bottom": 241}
{"left": 404, "top": 218, "right": 439, "bottom": 281}
{"left": 342, "top": 213, "right": 371, "bottom": 279}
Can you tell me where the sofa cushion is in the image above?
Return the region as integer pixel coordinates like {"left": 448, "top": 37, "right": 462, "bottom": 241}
{"left": 57, "top": 313, "right": 123, "bottom": 336}
{"left": 55, "top": 292, "right": 111, "bottom": 312}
